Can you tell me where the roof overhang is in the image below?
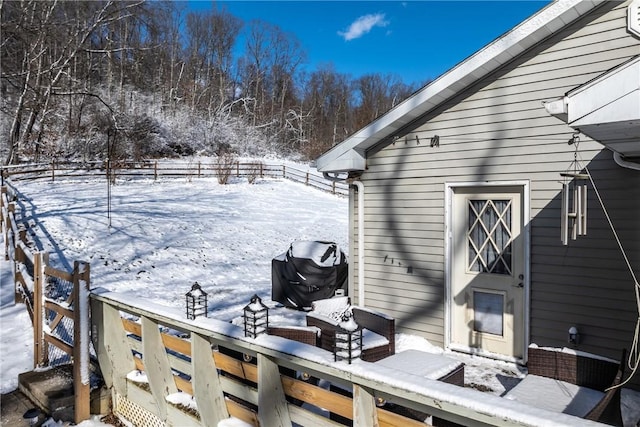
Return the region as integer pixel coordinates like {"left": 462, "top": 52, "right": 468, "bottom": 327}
{"left": 316, "top": 0, "right": 607, "bottom": 173}
{"left": 544, "top": 55, "right": 640, "bottom": 158}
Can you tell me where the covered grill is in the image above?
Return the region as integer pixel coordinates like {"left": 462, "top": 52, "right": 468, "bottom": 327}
{"left": 271, "top": 241, "right": 348, "bottom": 310}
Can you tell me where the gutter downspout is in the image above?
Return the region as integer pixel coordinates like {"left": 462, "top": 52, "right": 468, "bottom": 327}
{"left": 351, "top": 180, "right": 365, "bottom": 308}
{"left": 323, "top": 172, "right": 366, "bottom": 307}
{"left": 613, "top": 152, "right": 640, "bottom": 171}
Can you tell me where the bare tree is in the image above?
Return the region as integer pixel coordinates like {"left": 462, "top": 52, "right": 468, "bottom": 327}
{"left": 1, "top": 0, "right": 149, "bottom": 164}
{"left": 353, "top": 73, "right": 418, "bottom": 129}
{"left": 208, "top": 9, "right": 242, "bottom": 115}
{"left": 0, "top": 1, "right": 417, "bottom": 164}
{"left": 300, "top": 65, "right": 354, "bottom": 158}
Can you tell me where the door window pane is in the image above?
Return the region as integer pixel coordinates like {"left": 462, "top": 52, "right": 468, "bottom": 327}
{"left": 473, "top": 291, "right": 504, "bottom": 336}
{"left": 468, "top": 199, "right": 513, "bottom": 275}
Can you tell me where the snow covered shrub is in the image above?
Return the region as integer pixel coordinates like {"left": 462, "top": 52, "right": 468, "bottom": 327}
{"left": 246, "top": 161, "right": 263, "bottom": 184}
{"left": 123, "top": 114, "right": 173, "bottom": 160}
{"left": 214, "top": 152, "right": 237, "bottom": 184}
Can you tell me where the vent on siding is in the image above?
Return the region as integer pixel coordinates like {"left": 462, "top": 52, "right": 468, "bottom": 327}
{"left": 629, "top": 0, "right": 640, "bottom": 38}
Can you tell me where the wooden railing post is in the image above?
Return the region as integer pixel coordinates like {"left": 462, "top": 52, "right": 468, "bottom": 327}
{"left": 73, "top": 260, "right": 90, "bottom": 423}
{"left": 198, "top": 161, "right": 201, "bottom": 177}
{"left": 41, "top": 252, "right": 50, "bottom": 366}
{"left": 90, "top": 299, "right": 135, "bottom": 396}
{"left": 257, "top": 354, "right": 291, "bottom": 427}
{"left": 142, "top": 315, "right": 177, "bottom": 422}
{"left": 0, "top": 185, "right": 5, "bottom": 214}
{"left": 353, "top": 384, "right": 379, "bottom": 427}
{"left": 154, "top": 160, "right": 158, "bottom": 181}
{"left": 33, "top": 251, "right": 44, "bottom": 367}
{"left": 192, "top": 333, "right": 228, "bottom": 424}
{"left": 14, "top": 225, "right": 26, "bottom": 304}
{"left": 3, "top": 197, "right": 13, "bottom": 261}
{"left": 0, "top": 188, "right": 5, "bottom": 260}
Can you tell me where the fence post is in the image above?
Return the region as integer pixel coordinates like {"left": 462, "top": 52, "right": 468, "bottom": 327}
{"left": 154, "top": 161, "right": 158, "bottom": 181}
{"left": 2, "top": 195, "right": 12, "bottom": 261}
{"left": 260, "top": 162, "right": 264, "bottom": 178}
{"left": 332, "top": 181, "right": 336, "bottom": 194}
{"left": 33, "top": 252, "right": 44, "bottom": 367}
{"left": 51, "top": 161, "right": 55, "bottom": 182}
{"left": 14, "top": 226, "right": 26, "bottom": 304}
{"left": 41, "top": 252, "right": 50, "bottom": 366}
{"left": 305, "top": 172, "right": 309, "bottom": 186}
{"left": 282, "top": 165, "right": 286, "bottom": 178}
{"left": 72, "top": 260, "right": 91, "bottom": 423}
{"left": 236, "top": 161, "right": 240, "bottom": 177}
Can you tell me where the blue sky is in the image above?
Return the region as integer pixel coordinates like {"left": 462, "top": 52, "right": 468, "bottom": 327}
{"left": 189, "top": 1, "right": 551, "bottom": 86}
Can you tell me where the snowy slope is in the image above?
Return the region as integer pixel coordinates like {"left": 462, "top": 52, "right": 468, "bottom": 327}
{"left": 13, "top": 176, "right": 348, "bottom": 322}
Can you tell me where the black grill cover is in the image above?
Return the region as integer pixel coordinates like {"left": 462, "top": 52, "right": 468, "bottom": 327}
{"left": 271, "top": 241, "right": 348, "bottom": 309}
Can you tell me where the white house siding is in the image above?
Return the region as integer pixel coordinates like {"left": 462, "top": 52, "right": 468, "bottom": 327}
{"left": 355, "top": 1, "right": 640, "bottom": 357}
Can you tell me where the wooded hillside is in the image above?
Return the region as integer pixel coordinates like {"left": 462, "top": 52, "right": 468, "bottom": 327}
{"left": 0, "top": 1, "right": 422, "bottom": 165}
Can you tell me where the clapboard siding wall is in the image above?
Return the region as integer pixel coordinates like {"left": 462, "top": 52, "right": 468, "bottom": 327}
{"left": 354, "top": 0, "right": 640, "bottom": 357}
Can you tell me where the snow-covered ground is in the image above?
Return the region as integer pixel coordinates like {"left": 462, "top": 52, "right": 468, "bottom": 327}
{"left": 1, "top": 174, "right": 639, "bottom": 426}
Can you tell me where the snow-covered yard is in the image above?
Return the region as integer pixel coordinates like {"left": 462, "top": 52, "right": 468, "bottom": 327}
{"left": 1, "top": 173, "right": 639, "bottom": 426}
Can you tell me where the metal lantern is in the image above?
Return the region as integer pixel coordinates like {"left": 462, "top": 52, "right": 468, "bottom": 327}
{"left": 334, "top": 328, "right": 362, "bottom": 364}
{"left": 243, "top": 294, "right": 268, "bottom": 338}
{"left": 23, "top": 408, "right": 41, "bottom": 426}
{"left": 186, "top": 282, "right": 208, "bottom": 320}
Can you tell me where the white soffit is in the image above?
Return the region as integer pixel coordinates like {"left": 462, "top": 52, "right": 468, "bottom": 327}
{"left": 547, "top": 56, "right": 640, "bottom": 158}
{"left": 568, "top": 56, "right": 640, "bottom": 124}
{"left": 316, "top": 0, "right": 605, "bottom": 173}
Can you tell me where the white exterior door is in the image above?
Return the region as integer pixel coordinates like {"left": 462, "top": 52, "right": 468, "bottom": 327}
{"left": 449, "top": 185, "right": 526, "bottom": 360}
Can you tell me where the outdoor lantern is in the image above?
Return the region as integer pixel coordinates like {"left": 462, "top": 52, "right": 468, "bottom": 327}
{"left": 23, "top": 408, "right": 40, "bottom": 426}
{"left": 243, "top": 294, "right": 268, "bottom": 338}
{"left": 334, "top": 327, "right": 362, "bottom": 364}
{"left": 185, "top": 282, "right": 208, "bottom": 320}
{"left": 568, "top": 326, "right": 579, "bottom": 344}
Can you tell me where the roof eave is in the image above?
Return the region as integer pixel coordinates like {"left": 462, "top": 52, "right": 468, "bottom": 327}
{"left": 544, "top": 55, "right": 640, "bottom": 158}
{"left": 315, "top": 0, "right": 606, "bottom": 174}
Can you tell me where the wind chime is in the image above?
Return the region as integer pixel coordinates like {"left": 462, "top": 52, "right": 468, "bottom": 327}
{"left": 560, "top": 133, "right": 589, "bottom": 245}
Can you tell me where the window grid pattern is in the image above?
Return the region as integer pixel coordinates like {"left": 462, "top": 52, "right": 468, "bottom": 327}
{"left": 467, "top": 199, "right": 513, "bottom": 275}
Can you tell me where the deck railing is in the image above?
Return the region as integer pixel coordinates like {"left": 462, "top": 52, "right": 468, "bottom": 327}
{"left": 1, "top": 184, "right": 91, "bottom": 422}
{"left": 90, "top": 289, "right": 604, "bottom": 427}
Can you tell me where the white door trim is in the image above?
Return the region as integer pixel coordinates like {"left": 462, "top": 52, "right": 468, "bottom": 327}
{"left": 444, "top": 181, "right": 531, "bottom": 363}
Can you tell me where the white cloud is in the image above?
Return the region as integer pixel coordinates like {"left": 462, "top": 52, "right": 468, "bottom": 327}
{"left": 338, "top": 13, "right": 389, "bottom": 41}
